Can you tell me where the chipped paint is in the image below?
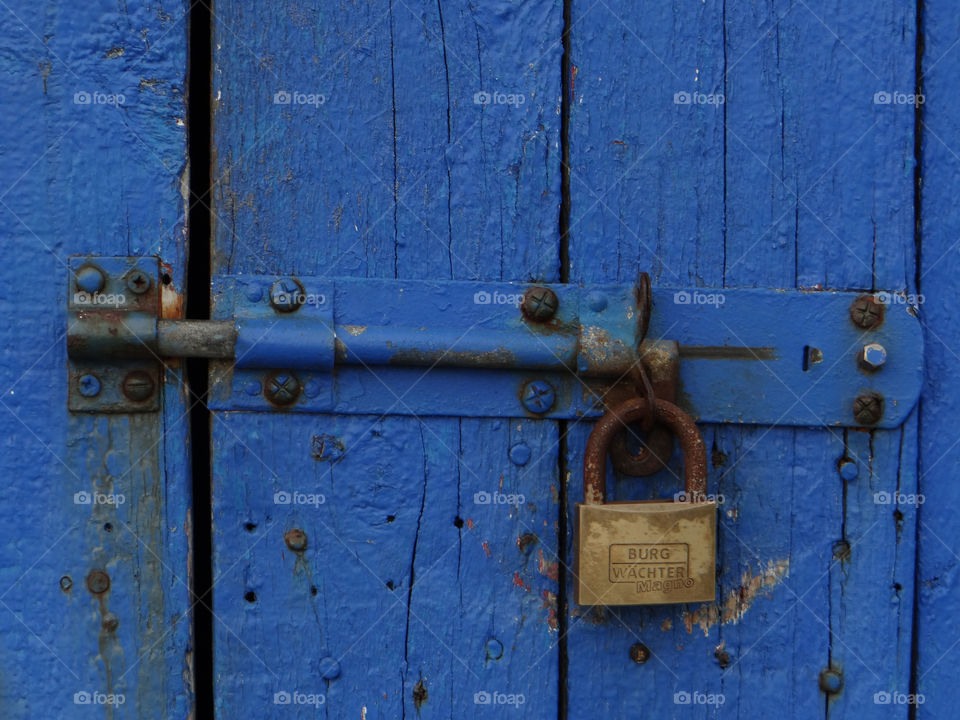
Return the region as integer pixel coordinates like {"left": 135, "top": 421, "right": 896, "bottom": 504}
{"left": 343, "top": 324, "right": 367, "bottom": 336}
{"left": 682, "top": 559, "right": 790, "bottom": 635}
{"left": 540, "top": 590, "right": 558, "bottom": 631}
{"left": 537, "top": 548, "right": 558, "bottom": 580}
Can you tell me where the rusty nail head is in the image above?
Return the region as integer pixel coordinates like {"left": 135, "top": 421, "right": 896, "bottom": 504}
{"left": 86, "top": 570, "right": 110, "bottom": 595}
{"left": 265, "top": 371, "right": 302, "bottom": 406}
{"left": 838, "top": 459, "right": 858, "bottom": 481}
{"left": 819, "top": 667, "right": 843, "bottom": 694}
{"left": 521, "top": 379, "right": 556, "bottom": 414}
{"left": 629, "top": 643, "right": 651, "bottom": 664}
{"left": 859, "top": 343, "right": 887, "bottom": 371}
{"left": 101, "top": 612, "right": 119, "bottom": 632}
{"left": 319, "top": 656, "right": 342, "bottom": 679}
{"left": 849, "top": 295, "right": 884, "bottom": 329}
{"left": 284, "top": 528, "right": 308, "bottom": 552}
{"left": 853, "top": 393, "right": 884, "bottom": 425}
{"left": 122, "top": 370, "right": 156, "bottom": 402}
{"left": 126, "top": 270, "right": 151, "bottom": 295}
{"left": 270, "top": 278, "right": 305, "bottom": 313}
{"left": 75, "top": 265, "right": 106, "bottom": 294}
{"left": 78, "top": 374, "right": 101, "bottom": 398}
{"left": 521, "top": 286, "right": 559, "bottom": 322}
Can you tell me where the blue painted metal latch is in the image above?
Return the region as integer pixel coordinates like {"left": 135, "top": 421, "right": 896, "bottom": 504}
{"left": 65, "top": 257, "right": 924, "bottom": 428}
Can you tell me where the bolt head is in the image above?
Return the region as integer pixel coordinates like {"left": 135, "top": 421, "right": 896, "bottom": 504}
{"left": 318, "top": 656, "right": 342, "bottom": 679}
{"left": 126, "top": 270, "right": 152, "bottom": 295}
{"left": 838, "top": 459, "right": 859, "bottom": 481}
{"left": 269, "top": 278, "right": 305, "bottom": 313}
{"left": 629, "top": 643, "right": 651, "bottom": 664}
{"left": 265, "top": 371, "right": 302, "bottom": 406}
{"left": 586, "top": 290, "right": 608, "bottom": 313}
{"left": 75, "top": 265, "right": 106, "bottom": 294}
{"left": 122, "top": 370, "right": 156, "bottom": 402}
{"left": 859, "top": 343, "right": 887, "bottom": 371}
{"left": 509, "top": 442, "right": 531, "bottom": 466}
{"left": 819, "top": 667, "right": 843, "bottom": 694}
{"left": 849, "top": 295, "right": 884, "bottom": 329}
{"left": 78, "top": 374, "right": 102, "bottom": 398}
{"left": 521, "top": 379, "right": 556, "bottom": 414}
{"left": 86, "top": 570, "right": 110, "bottom": 595}
{"left": 853, "top": 393, "right": 884, "bottom": 425}
{"left": 284, "top": 528, "right": 308, "bottom": 552}
{"left": 521, "top": 286, "right": 559, "bottom": 322}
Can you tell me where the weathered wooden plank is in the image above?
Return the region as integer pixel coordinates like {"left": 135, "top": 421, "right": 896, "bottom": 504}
{"left": 211, "top": 1, "right": 563, "bottom": 716}
{"left": 916, "top": 0, "right": 960, "bottom": 714}
{"left": 0, "top": 2, "right": 191, "bottom": 717}
{"left": 566, "top": 0, "right": 917, "bottom": 716}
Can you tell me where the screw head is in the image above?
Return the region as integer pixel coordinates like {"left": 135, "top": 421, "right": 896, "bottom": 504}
{"left": 78, "top": 374, "right": 101, "bottom": 398}
{"left": 126, "top": 270, "right": 152, "bottom": 295}
{"left": 265, "top": 371, "right": 302, "bottom": 406}
{"left": 859, "top": 343, "right": 887, "bottom": 371}
{"left": 284, "top": 528, "right": 308, "bottom": 552}
{"left": 521, "top": 379, "right": 556, "bottom": 414}
{"left": 318, "top": 656, "right": 342, "bottom": 679}
{"left": 853, "top": 393, "right": 884, "bottom": 425}
{"left": 629, "top": 643, "right": 651, "bottom": 664}
{"left": 819, "top": 667, "right": 843, "bottom": 694}
{"left": 521, "top": 286, "right": 559, "bottom": 322}
{"left": 86, "top": 569, "right": 110, "bottom": 595}
{"left": 59, "top": 575, "right": 73, "bottom": 592}
{"left": 75, "top": 265, "right": 106, "bottom": 294}
{"left": 269, "top": 278, "right": 305, "bottom": 313}
{"left": 849, "top": 295, "right": 884, "bottom": 329}
{"left": 838, "top": 459, "right": 859, "bottom": 481}
{"left": 122, "top": 371, "right": 156, "bottom": 402}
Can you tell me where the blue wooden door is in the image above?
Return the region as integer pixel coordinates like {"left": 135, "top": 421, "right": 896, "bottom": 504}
{"left": 3, "top": 1, "right": 957, "bottom": 718}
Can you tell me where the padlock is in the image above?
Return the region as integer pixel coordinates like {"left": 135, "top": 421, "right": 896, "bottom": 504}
{"left": 574, "top": 397, "right": 716, "bottom": 606}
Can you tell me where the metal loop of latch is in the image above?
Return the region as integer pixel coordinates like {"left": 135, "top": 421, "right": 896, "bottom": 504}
{"left": 609, "top": 273, "right": 677, "bottom": 476}
{"left": 584, "top": 396, "right": 707, "bottom": 505}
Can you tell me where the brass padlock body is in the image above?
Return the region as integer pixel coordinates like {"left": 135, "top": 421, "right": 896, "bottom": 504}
{"left": 574, "top": 398, "right": 717, "bottom": 606}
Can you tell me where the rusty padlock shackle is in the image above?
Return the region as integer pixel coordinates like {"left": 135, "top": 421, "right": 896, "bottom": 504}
{"left": 583, "top": 397, "right": 707, "bottom": 505}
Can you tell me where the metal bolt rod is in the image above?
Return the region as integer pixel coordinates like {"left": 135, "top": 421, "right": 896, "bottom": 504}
{"left": 71, "top": 316, "right": 641, "bottom": 377}
{"left": 157, "top": 320, "right": 237, "bottom": 358}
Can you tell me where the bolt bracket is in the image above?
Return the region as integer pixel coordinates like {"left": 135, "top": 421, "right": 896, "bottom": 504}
{"left": 66, "top": 257, "right": 161, "bottom": 414}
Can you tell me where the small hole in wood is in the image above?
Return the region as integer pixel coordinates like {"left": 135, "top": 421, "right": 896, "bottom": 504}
{"left": 386, "top": 515, "right": 396, "bottom": 523}
{"left": 310, "top": 586, "right": 318, "bottom": 596}
{"left": 161, "top": 272, "right": 172, "bottom": 285}
{"left": 386, "top": 580, "right": 395, "bottom": 591}
{"left": 103, "top": 522, "right": 113, "bottom": 532}
{"left": 453, "top": 516, "right": 464, "bottom": 528}
{"left": 244, "top": 522, "right": 257, "bottom": 532}
{"left": 244, "top": 591, "right": 257, "bottom": 603}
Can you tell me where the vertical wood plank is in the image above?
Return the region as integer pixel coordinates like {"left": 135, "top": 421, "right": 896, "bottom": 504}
{"left": 566, "top": 1, "right": 918, "bottom": 717}
{"left": 916, "top": 0, "right": 960, "bottom": 714}
{"left": 211, "top": 1, "right": 563, "bottom": 717}
{"left": 0, "top": 2, "right": 192, "bottom": 717}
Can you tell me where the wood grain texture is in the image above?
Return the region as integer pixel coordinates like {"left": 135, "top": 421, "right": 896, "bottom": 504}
{"left": 211, "top": 2, "right": 564, "bottom": 717}
{"left": 916, "top": 0, "right": 960, "bottom": 714}
{"left": 0, "top": 1, "right": 191, "bottom": 717}
{"left": 565, "top": 1, "right": 918, "bottom": 717}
